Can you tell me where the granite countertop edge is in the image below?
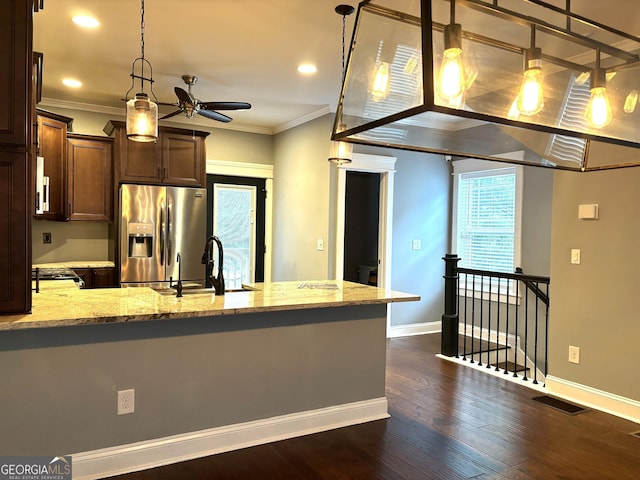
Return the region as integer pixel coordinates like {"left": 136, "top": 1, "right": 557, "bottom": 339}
{"left": 0, "top": 280, "right": 420, "bottom": 331}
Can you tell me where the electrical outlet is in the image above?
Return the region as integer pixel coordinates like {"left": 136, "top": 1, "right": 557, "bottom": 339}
{"left": 43, "top": 232, "right": 52, "bottom": 244}
{"left": 117, "top": 389, "right": 135, "bottom": 415}
{"left": 568, "top": 345, "right": 580, "bottom": 364}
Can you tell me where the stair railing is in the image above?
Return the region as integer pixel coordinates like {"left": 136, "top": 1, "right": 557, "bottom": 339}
{"left": 441, "top": 254, "right": 550, "bottom": 385}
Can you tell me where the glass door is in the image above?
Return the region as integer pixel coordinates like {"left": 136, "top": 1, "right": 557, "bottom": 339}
{"left": 211, "top": 183, "right": 257, "bottom": 289}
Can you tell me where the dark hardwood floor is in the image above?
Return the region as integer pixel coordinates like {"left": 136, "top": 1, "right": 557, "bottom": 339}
{"left": 108, "top": 334, "right": 640, "bottom": 479}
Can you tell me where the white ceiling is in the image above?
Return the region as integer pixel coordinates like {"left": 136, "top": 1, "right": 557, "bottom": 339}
{"left": 33, "top": 0, "right": 357, "bottom": 134}
{"left": 33, "top": 1, "right": 640, "bottom": 135}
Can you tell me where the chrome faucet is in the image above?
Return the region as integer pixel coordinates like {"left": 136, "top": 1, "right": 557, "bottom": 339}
{"left": 201, "top": 235, "right": 225, "bottom": 295}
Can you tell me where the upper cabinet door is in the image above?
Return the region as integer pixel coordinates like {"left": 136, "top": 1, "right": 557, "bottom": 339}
{"left": 67, "top": 135, "right": 114, "bottom": 221}
{"left": 162, "top": 133, "right": 204, "bottom": 187}
{"left": 36, "top": 113, "right": 70, "bottom": 220}
{"left": 106, "top": 120, "right": 161, "bottom": 184}
{"left": 0, "top": 1, "right": 29, "bottom": 146}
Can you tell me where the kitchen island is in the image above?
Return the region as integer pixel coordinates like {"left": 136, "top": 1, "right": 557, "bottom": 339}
{"left": 0, "top": 281, "right": 418, "bottom": 479}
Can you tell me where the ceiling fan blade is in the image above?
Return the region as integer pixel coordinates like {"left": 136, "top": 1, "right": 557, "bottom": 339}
{"left": 157, "top": 101, "right": 178, "bottom": 107}
{"left": 199, "top": 101, "right": 251, "bottom": 111}
{"left": 159, "top": 110, "right": 183, "bottom": 120}
{"left": 197, "top": 109, "right": 233, "bottom": 123}
{"left": 174, "top": 87, "right": 193, "bottom": 104}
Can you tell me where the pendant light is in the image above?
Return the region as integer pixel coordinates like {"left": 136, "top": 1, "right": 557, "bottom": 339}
{"left": 516, "top": 27, "right": 544, "bottom": 116}
{"left": 125, "top": 0, "right": 158, "bottom": 142}
{"left": 329, "top": 4, "right": 355, "bottom": 165}
{"left": 437, "top": 0, "right": 465, "bottom": 105}
{"left": 585, "top": 48, "right": 612, "bottom": 129}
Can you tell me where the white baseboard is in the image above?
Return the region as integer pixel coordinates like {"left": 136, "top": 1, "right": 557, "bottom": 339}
{"left": 70, "top": 397, "right": 389, "bottom": 480}
{"left": 546, "top": 376, "right": 640, "bottom": 425}
{"left": 388, "top": 321, "right": 440, "bottom": 338}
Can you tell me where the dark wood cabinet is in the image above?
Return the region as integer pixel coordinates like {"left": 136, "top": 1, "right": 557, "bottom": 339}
{"left": 0, "top": 0, "right": 32, "bottom": 313}
{"left": 35, "top": 110, "right": 72, "bottom": 220}
{"left": 73, "top": 267, "right": 116, "bottom": 289}
{"left": 67, "top": 134, "right": 114, "bottom": 221}
{"left": 162, "top": 132, "right": 204, "bottom": 186}
{"left": 105, "top": 120, "right": 208, "bottom": 187}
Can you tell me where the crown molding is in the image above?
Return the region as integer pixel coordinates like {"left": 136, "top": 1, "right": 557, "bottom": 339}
{"left": 273, "top": 106, "right": 331, "bottom": 134}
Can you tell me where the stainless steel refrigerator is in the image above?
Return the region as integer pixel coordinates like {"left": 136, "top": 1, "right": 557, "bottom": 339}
{"left": 119, "top": 184, "right": 207, "bottom": 287}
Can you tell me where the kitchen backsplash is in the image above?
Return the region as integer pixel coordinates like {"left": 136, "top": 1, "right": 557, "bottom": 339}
{"left": 32, "top": 221, "right": 112, "bottom": 264}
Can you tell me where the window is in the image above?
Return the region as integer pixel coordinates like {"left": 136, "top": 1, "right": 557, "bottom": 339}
{"left": 452, "top": 159, "right": 523, "bottom": 294}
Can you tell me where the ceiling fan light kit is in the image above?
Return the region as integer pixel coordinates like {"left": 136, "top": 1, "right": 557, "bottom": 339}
{"left": 125, "top": 0, "right": 159, "bottom": 143}
{"left": 332, "top": 0, "right": 640, "bottom": 171}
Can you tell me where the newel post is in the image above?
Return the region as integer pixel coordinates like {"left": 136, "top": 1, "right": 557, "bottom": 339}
{"left": 441, "top": 254, "right": 460, "bottom": 357}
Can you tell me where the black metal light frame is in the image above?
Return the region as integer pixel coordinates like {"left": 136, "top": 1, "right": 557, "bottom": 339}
{"left": 332, "top": 0, "right": 640, "bottom": 171}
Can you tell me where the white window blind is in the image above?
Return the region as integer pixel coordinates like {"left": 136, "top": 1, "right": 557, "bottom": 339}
{"left": 456, "top": 168, "right": 516, "bottom": 273}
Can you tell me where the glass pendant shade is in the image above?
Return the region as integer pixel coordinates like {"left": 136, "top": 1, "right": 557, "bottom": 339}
{"left": 329, "top": 139, "right": 354, "bottom": 164}
{"left": 331, "top": 0, "right": 640, "bottom": 172}
{"left": 126, "top": 93, "right": 158, "bottom": 142}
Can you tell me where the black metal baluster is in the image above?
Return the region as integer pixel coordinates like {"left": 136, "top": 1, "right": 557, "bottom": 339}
{"left": 487, "top": 275, "right": 493, "bottom": 369}
{"left": 504, "top": 279, "right": 510, "bottom": 374}
{"left": 533, "top": 281, "right": 540, "bottom": 384}
{"left": 470, "top": 274, "right": 476, "bottom": 364}
{"left": 513, "top": 278, "right": 520, "bottom": 378}
{"left": 544, "top": 282, "right": 550, "bottom": 387}
{"left": 455, "top": 272, "right": 460, "bottom": 359}
{"left": 495, "top": 277, "right": 502, "bottom": 371}
{"left": 463, "top": 273, "right": 469, "bottom": 361}
{"left": 478, "top": 275, "right": 484, "bottom": 367}
{"left": 522, "top": 282, "right": 529, "bottom": 382}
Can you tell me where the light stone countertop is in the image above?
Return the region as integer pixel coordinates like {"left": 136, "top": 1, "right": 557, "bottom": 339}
{"left": 0, "top": 280, "right": 420, "bottom": 331}
{"left": 33, "top": 261, "right": 116, "bottom": 269}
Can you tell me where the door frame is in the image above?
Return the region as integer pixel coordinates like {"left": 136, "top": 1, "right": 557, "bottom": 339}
{"left": 334, "top": 153, "right": 396, "bottom": 325}
{"left": 206, "top": 160, "right": 274, "bottom": 282}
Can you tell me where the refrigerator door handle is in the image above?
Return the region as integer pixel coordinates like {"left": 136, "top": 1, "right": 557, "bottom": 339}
{"left": 167, "top": 204, "right": 172, "bottom": 266}
{"left": 159, "top": 208, "right": 165, "bottom": 266}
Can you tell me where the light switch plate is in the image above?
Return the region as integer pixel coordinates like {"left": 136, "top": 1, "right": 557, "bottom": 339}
{"left": 571, "top": 249, "right": 581, "bottom": 264}
{"left": 412, "top": 239, "right": 421, "bottom": 250}
{"left": 316, "top": 238, "right": 324, "bottom": 251}
{"left": 568, "top": 345, "right": 580, "bottom": 364}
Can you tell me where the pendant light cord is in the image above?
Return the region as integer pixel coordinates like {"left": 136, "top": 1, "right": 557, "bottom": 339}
{"left": 140, "top": 0, "right": 146, "bottom": 89}
{"left": 341, "top": 12, "right": 346, "bottom": 77}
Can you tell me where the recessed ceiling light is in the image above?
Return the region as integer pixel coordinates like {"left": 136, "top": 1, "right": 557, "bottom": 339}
{"left": 62, "top": 78, "right": 82, "bottom": 88}
{"left": 297, "top": 64, "right": 318, "bottom": 75}
{"left": 72, "top": 15, "right": 99, "bottom": 28}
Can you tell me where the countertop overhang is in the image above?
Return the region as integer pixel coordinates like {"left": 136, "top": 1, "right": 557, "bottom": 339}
{"left": 0, "top": 281, "right": 420, "bottom": 331}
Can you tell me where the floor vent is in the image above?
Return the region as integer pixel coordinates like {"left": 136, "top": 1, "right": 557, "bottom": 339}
{"left": 532, "top": 395, "right": 589, "bottom": 415}
{"left": 629, "top": 431, "right": 640, "bottom": 439}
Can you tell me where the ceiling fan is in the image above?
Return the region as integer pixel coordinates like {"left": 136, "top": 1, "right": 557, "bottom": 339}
{"left": 159, "top": 75, "right": 251, "bottom": 123}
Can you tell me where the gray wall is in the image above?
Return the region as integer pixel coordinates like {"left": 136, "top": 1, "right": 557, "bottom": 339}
{"left": 549, "top": 167, "right": 640, "bottom": 401}
{"left": 354, "top": 147, "right": 450, "bottom": 327}
{"left": 272, "top": 115, "right": 334, "bottom": 280}
{"left": 0, "top": 305, "right": 387, "bottom": 455}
